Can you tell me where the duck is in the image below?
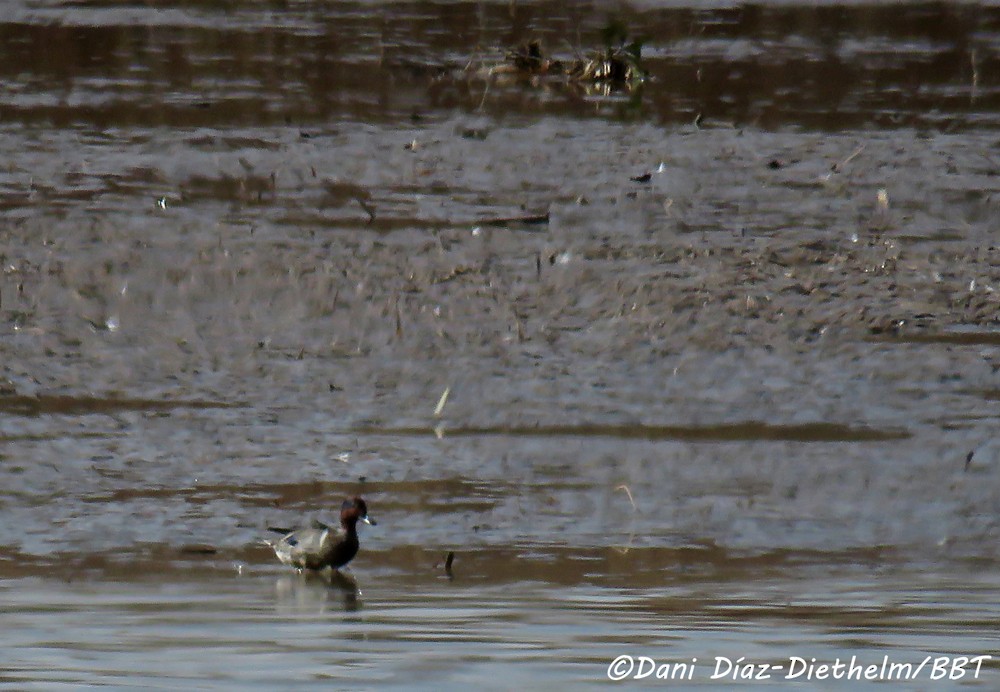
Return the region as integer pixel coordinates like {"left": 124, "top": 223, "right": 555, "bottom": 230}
{"left": 264, "top": 496, "right": 375, "bottom": 571}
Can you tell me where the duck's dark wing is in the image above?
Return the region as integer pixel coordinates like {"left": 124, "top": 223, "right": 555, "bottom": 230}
{"left": 309, "top": 518, "right": 332, "bottom": 531}
{"left": 267, "top": 526, "right": 296, "bottom": 536}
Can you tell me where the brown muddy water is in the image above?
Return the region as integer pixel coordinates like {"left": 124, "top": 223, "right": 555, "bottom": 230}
{"left": 2, "top": 0, "right": 1000, "bottom": 687}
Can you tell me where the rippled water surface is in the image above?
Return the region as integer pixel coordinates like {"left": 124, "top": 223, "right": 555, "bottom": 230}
{"left": 2, "top": 568, "right": 998, "bottom": 687}
{"left": 2, "top": 0, "right": 1000, "bottom": 686}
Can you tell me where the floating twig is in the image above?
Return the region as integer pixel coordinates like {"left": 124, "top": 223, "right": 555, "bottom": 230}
{"left": 394, "top": 296, "right": 403, "bottom": 339}
{"left": 355, "top": 195, "right": 376, "bottom": 224}
{"left": 615, "top": 484, "right": 637, "bottom": 511}
{"left": 831, "top": 145, "right": 865, "bottom": 174}
{"left": 434, "top": 386, "right": 450, "bottom": 417}
{"left": 971, "top": 49, "right": 979, "bottom": 103}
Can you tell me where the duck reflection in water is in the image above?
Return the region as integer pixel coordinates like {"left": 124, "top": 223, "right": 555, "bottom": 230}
{"left": 274, "top": 569, "right": 361, "bottom": 612}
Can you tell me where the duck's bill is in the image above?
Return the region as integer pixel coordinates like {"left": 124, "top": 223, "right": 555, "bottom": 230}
{"left": 363, "top": 515, "right": 377, "bottom": 526}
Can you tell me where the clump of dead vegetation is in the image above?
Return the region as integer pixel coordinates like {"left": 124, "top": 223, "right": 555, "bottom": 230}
{"left": 482, "top": 21, "right": 647, "bottom": 89}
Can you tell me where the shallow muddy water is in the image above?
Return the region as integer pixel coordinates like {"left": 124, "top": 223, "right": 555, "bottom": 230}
{"left": 2, "top": 0, "right": 1000, "bottom": 687}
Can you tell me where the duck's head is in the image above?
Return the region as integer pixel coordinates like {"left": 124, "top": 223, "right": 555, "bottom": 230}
{"left": 341, "top": 496, "right": 376, "bottom": 527}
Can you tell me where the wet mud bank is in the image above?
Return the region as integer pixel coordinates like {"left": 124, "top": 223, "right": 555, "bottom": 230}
{"left": 1, "top": 119, "right": 999, "bottom": 570}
